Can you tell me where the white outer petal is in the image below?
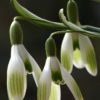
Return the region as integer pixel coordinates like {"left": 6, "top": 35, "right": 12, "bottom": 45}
{"left": 37, "top": 58, "right": 52, "bottom": 100}
{"left": 61, "top": 33, "right": 73, "bottom": 73}
{"left": 60, "top": 66, "right": 83, "bottom": 100}
{"left": 7, "top": 45, "right": 27, "bottom": 100}
{"left": 28, "top": 53, "right": 41, "bottom": 86}
{"left": 49, "top": 82, "right": 61, "bottom": 100}
{"left": 15, "top": 44, "right": 41, "bottom": 85}
{"left": 79, "top": 34, "right": 97, "bottom": 76}
{"left": 16, "top": 44, "right": 28, "bottom": 61}
{"left": 49, "top": 57, "right": 61, "bottom": 72}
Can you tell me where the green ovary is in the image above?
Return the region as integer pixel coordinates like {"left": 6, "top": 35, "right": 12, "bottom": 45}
{"left": 8, "top": 72, "right": 25, "bottom": 99}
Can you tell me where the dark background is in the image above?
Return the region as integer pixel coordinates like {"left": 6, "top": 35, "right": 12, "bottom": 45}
{"left": 0, "top": 0, "right": 100, "bottom": 100}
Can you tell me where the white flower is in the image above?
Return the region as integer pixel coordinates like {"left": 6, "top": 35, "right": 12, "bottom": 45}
{"left": 8, "top": 20, "right": 41, "bottom": 99}
{"left": 12, "top": 44, "right": 41, "bottom": 86}
{"left": 7, "top": 45, "right": 27, "bottom": 100}
{"left": 37, "top": 57, "right": 83, "bottom": 100}
{"left": 7, "top": 44, "right": 41, "bottom": 99}
{"left": 9, "top": 20, "right": 41, "bottom": 86}
{"left": 61, "top": 33, "right": 97, "bottom": 76}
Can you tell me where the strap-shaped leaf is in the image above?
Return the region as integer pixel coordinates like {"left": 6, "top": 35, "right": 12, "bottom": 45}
{"left": 11, "top": 0, "right": 67, "bottom": 30}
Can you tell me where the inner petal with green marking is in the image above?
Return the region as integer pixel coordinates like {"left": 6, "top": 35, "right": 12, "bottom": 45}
{"left": 73, "top": 48, "right": 84, "bottom": 69}
{"left": 24, "top": 58, "right": 33, "bottom": 73}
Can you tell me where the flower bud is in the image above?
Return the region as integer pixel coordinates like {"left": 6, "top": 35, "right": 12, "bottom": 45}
{"left": 10, "top": 20, "right": 23, "bottom": 45}
{"left": 45, "top": 38, "right": 56, "bottom": 57}
{"left": 67, "top": 0, "right": 79, "bottom": 24}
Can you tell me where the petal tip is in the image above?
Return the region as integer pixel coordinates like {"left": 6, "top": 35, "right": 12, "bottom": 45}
{"left": 85, "top": 65, "right": 98, "bottom": 77}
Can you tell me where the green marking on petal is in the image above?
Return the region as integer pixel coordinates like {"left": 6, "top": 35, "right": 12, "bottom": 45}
{"left": 51, "top": 70, "right": 64, "bottom": 85}
{"left": 73, "top": 49, "right": 84, "bottom": 69}
{"left": 37, "top": 60, "right": 51, "bottom": 100}
{"left": 79, "top": 34, "right": 97, "bottom": 76}
{"left": 49, "top": 82, "right": 60, "bottom": 100}
{"left": 50, "top": 57, "right": 64, "bottom": 84}
{"left": 38, "top": 81, "right": 48, "bottom": 100}
{"left": 7, "top": 72, "right": 25, "bottom": 99}
{"left": 24, "top": 59, "right": 33, "bottom": 73}
{"left": 61, "top": 52, "right": 72, "bottom": 73}
{"left": 85, "top": 47, "right": 97, "bottom": 76}
{"left": 73, "top": 48, "right": 81, "bottom": 62}
{"left": 72, "top": 33, "right": 79, "bottom": 50}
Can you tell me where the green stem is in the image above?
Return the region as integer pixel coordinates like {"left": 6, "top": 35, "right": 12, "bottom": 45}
{"left": 11, "top": 0, "right": 100, "bottom": 38}
{"left": 82, "top": 25, "right": 100, "bottom": 33}
{"left": 50, "top": 31, "right": 66, "bottom": 37}
{"left": 11, "top": 0, "right": 68, "bottom": 30}
{"left": 59, "top": 8, "right": 100, "bottom": 38}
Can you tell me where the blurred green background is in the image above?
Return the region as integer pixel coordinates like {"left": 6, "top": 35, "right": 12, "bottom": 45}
{"left": 0, "top": 0, "right": 100, "bottom": 100}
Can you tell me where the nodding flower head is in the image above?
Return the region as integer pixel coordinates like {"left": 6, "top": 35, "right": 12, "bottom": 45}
{"left": 61, "top": 32, "right": 97, "bottom": 76}
{"left": 37, "top": 37, "right": 83, "bottom": 100}
{"left": 7, "top": 20, "right": 41, "bottom": 99}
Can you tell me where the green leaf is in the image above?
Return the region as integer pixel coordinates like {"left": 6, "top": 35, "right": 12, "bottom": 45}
{"left": 11, "top": 0, "right": 67, "bottom": 30}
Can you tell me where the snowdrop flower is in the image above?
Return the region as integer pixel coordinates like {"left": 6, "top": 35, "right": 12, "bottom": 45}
{"left": 60, "top": 0, "right": 97, "bottom": 76}
{"left": 7, "top": 20, "right": 41, "bottom": 100}
{"left": 61, "top": 33, "right": 97, "bottom": 76}
{"left": 37, "top": 37, "right": 83, "bottom": 100}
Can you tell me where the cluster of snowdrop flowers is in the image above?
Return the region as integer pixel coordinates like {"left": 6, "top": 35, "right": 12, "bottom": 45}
{"left": 7, "top": 19, "right": 83, "bottom": 100}
{"left": 37, "top": 37, "right": 83, "bottom": 100}
{"left": 7, "top": 0, "right": 99, "bottom": 100}
{"left": 7, "top": 20, "right": 41, "bottom": 100}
